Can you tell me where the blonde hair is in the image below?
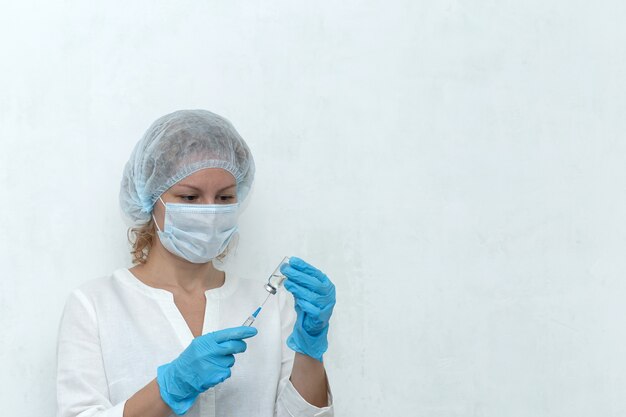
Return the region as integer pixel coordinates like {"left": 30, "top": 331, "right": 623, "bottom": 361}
{"left": 127, "top": 219, "right": 156, "bottom": 264}
{"left": 127, "top": 218, "right": 235, "bottom": 264}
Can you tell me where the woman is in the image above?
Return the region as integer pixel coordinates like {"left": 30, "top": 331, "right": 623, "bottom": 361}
{"left": 56, "top": 110, "right": 336, "bottom": 417}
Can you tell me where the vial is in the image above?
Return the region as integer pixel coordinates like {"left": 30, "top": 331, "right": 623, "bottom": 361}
{"left": 265, "top": 256, "right": 290, "bottom": 294}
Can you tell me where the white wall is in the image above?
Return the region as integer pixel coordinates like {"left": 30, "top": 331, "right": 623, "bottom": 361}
{"left": 2, "top": 1, "right": 626, "bottom": 415}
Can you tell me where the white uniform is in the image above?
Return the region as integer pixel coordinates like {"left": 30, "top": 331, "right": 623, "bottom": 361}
{"left": 56, "top": 268, "right": 334, "bottom": 417}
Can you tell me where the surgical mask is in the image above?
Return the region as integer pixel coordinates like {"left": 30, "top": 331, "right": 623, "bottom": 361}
{"left": 152, "top": 196, "right": 240, "bottom": 264}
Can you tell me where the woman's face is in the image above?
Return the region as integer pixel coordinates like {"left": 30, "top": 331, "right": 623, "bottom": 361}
{"left": 152, "top": 168, "right": 238, "bottom": 229}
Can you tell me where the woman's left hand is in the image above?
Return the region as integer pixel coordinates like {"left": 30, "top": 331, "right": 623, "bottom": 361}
{"left": 280, "top": 257, "right": 336, "bottom": 362}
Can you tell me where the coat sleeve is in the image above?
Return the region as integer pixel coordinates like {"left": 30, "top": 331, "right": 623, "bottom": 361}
{"left": 56, "top": 289, "right": 127, "bottom": 417}
{"left": 274, "top": 289, "right": 334, "bottom": 417}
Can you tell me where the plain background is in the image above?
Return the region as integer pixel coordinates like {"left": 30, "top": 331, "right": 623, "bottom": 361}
{"left": 2, "top": 1, "right": 626, "bottom": 416}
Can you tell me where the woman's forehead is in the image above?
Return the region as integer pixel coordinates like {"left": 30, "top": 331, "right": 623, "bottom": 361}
{"left": 172, "top": 168, "right": 237, "bottom": 190}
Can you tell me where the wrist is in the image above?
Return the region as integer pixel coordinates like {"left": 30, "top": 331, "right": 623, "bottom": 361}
{"left": 156, "top": 363, "right": 199, "bottom": 415}
{"left": 287, "top": 325, "right": 329, "bottom": 362}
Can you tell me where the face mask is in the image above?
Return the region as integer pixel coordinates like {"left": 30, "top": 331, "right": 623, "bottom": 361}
{"left": 152, "top": 197, "right": 240, "bottom": 264}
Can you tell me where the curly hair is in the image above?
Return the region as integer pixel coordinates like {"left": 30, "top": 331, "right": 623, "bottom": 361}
{"left": 127, "top": 219, "right": 156, "bottom": 264}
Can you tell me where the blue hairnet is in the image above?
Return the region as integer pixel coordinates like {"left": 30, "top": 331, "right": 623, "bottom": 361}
{"left": 120, "top": 109, "right": 255, "bottom": 224}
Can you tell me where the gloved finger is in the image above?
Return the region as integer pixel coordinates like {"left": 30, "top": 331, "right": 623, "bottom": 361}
{"left": 301, "top": 316, "right": 328, "bottom": 334}
{"left": 288, "top": 257, "right": 330, "bottom": 283}
{"left": 318, "top": 300, "right": 336, "bottom": 320}
{"left": 284, "top": 280, "right": 330, "bottom": 309}
{"left": 221, "top": 354, "right": 236, "bottom": 368}
{"left": 290, "top": 278, "right": 335, "bottom": 305}
{"left": 200, "top": 368, "right": 231, "bottom": 390}
{"left": 216, "top": 339, "right": 248, "bottom": 355}
{"left": 204, "top": 352, "right": 237, "bottom": 368}
{"left": 212, "top": 326, "right": 258, "bottom": 343}
{"left": 297, "top": 297, "right": 335, "bottom": 323}
{"left": 294, "top": 297, "right": 322, "bottom": 317}
{"left": 281, "top": 265, "right": 332, "bottom": 295}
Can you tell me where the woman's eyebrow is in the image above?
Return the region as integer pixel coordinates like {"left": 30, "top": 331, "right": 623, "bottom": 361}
{"left": 174, "top": 183, "right": 237, "bottom": 192}
{"left": 218, "top": 184, "right": 237, "bottom": 192}
{"left": 174, "top": 183, "right": 201, "bottom": 191}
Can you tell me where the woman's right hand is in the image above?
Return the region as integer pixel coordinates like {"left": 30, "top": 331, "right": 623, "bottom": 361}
{"left": 156, "top": 326, "right": 258, "bottom": 415}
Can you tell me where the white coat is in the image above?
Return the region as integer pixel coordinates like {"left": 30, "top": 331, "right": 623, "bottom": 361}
{"left": 56, "top": 268, "right": 334, "bottom": 417}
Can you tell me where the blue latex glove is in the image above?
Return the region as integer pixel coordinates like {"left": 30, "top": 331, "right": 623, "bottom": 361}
{"left": 156, "top": 326, "right": 257, "bottom": 415}
{"left": 280, "top": 257, "right": 336, "bottom": 362}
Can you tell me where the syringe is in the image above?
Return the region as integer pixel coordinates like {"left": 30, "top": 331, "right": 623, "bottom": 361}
{"left": 242, "top": 256, "right": 290, "bottom": 326}
{"left": 242, "top": 307, "right": 261, "bottom": 327}
{"left": 242, "top": 293, "right": 271, "bottom": 326}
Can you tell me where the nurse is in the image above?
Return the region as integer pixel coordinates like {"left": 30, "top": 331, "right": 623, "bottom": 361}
{"left": 56, "top": 110, "right": 336, "bottom": 417}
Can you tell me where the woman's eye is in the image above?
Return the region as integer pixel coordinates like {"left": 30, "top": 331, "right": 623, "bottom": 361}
{"left": 181, "top": 195, "right": 198, "bottom": 201}
{"left": 219, "top": 195, "right": 235, "bottom": 201}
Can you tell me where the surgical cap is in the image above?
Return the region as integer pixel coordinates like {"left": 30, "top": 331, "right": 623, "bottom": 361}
{"left": 119, "top": 109, "right": 255, "bottom": 224}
